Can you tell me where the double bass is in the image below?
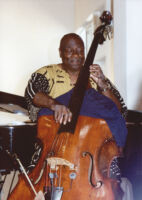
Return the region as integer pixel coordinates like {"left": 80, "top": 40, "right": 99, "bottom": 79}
{"left": 8, "top": 11, "right": 123, "bottom": 200}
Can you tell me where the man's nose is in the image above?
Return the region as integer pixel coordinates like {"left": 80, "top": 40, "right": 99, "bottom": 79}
{"left": 72, "top": 49, "right": 79, "bottom": 56}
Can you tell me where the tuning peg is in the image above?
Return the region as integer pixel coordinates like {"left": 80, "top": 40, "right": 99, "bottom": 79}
{"left": 103, "top": 25, "right": 114, "bottom": 40}
{"left": 100, "top": 11, "right": 113, "bottom": 25}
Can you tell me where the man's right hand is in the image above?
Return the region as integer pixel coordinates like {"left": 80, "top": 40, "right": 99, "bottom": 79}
{"left": 51, "top": 104, "right": 72, "bottom": 125}
{"left": 33, "top": 92, "right": 72, "bottom": 125}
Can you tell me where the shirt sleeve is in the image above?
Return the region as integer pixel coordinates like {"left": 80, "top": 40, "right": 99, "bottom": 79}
{"left": 24, "top": 72, "right": 50, "bottom": 122}
{"left": 105, "top": 78, "right": 128, "bottom": 119}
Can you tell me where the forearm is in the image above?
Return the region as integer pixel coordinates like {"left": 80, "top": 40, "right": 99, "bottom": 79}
{"left": 89, "top": 64, "right": 127, "bottom": 118}
{"left": 100, "top": 89, "right": 121, "bottom": 111}
{"left": 98, "top": 78, "right": 127, "bottom": 118}
{"left": 33, "top": 92, "right": 56, "bottom": 110}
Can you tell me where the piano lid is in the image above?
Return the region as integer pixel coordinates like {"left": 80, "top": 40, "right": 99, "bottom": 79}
{"left": 0, "top": 91, "right": 34, "bottom": 126}
{"left": 0, "top": 111, "right": 31, "bottom": 126}
{"left": 0, "top": 103, "right": 28, "bottom": 115}
{"left": 0, "top": 91, "right": 27, "bottom": 109}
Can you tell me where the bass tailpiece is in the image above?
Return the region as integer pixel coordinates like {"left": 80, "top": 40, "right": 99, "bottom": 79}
{"left": 44, "top": 185, "right": 63, "bottom": 200}
{"left": 44, "top": 156, "right": 77, "bottom": 200}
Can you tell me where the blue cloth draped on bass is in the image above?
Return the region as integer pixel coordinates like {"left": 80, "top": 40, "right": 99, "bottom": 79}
{"left": 38, "top": 88, "right": 127, "bottom": 147}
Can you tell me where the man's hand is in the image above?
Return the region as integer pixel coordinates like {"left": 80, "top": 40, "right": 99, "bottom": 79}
{"left": 89, "top": 64, "right": 107, "bottom": 90}
{"left": 33, "top": 92, "right": 72, "bottom": 124}
{"left": 51, "top": 104, "right": 72, "bottom": 125}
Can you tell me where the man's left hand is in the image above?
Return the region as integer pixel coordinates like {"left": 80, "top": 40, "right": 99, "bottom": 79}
{"left": 89, "top": 64, "right": 107, "bottom": 89}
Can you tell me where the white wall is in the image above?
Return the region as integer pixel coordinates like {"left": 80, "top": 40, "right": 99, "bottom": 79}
{"left": 74, "top": 0, "right": 105, "bottom": 28}
{"left": 0, "top": 0, "right": 75, "bottom": 96}
{"left": 0, "top": 0, "right": 106, "bottom": 96}
{"left": 126, "top": 0, "right": 142, "bottom": 110}
{"left": 113, "top": 0, "right": 142, "bottom": 111}
{"left": 113, "top": 0, "right": 127, "bottom": 103}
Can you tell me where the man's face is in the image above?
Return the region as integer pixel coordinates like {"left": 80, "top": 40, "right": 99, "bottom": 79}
{"left": 60, "top": 37, "right": 85, "bottom": 72}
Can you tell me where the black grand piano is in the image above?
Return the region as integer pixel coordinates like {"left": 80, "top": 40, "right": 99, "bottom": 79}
{"left": 0, "top": 91, "right": 37, "bottom": 174}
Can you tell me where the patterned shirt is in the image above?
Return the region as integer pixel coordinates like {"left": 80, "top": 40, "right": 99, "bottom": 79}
{"left": 25, "top": 64, "right": 127, "bottom": 122}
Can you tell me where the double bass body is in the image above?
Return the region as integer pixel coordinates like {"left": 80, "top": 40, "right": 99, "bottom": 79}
{"left": 8, "top": 115, "right": 121, "bottom": 200}
{"left": 38, "top": 115, "right": 120, "bottom": 200}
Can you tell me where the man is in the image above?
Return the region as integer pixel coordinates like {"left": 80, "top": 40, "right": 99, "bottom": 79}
{"left": 25, "top": 33, "right": 129, "bottom": 199}
{"left": 25, "top": 33, "right": 127, "bottom": 124}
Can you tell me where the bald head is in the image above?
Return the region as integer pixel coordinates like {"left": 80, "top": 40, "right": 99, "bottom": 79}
{"left": 59, "top": 33, "right": 84, "bottom": 51}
